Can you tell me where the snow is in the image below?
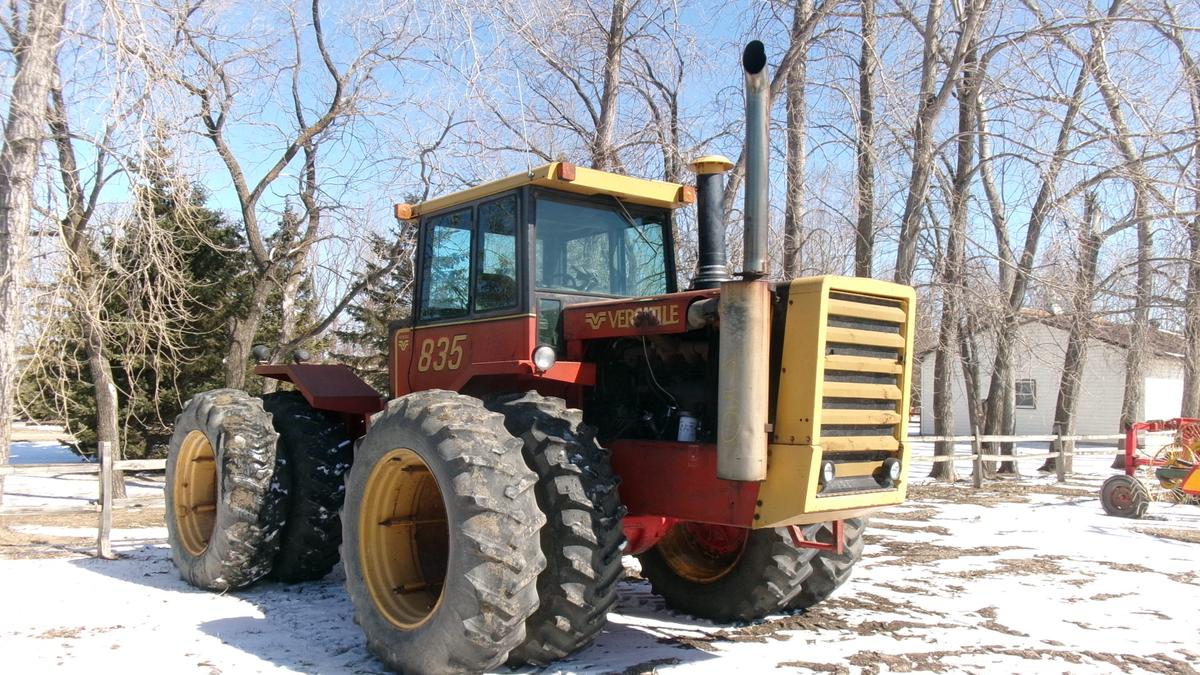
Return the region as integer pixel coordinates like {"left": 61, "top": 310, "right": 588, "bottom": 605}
{"left": 1, "top": 441, "right": 1198, "bottom": 674}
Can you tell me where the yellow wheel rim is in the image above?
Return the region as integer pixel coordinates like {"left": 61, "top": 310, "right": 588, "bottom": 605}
{"left": 359, "top": 448, "right": 449, "bottom": 629}
{"left": 172, "top": 430, "right": 218, "bottom": 557}
{"left": 656, "top": 523, "right": 748, "bottom": 584}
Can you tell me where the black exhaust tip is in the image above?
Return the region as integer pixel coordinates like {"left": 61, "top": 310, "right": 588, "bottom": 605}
{"left": 743, "top": 40, "right": 767, "bottom": 75}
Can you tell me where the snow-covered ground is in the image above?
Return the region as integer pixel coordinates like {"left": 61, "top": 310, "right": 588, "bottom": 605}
{"left": 1, "top": 441, "right": 1197, "bottom": 674}
{"left": 2, "top": 441, "right": 161, "bottom": 508}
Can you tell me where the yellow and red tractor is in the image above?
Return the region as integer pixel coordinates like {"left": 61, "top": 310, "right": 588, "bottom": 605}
{"left": 165, "top": 42, "right": 917, "bottom": 673}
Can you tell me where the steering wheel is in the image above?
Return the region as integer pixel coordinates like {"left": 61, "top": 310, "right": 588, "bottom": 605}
{"left": 571, "top": 265, "right": 601, "bottom": 292}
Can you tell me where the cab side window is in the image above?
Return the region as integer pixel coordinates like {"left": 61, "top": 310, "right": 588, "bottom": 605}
{"left": 475, "top": 196, "right": 518, "bottom": 312}
{"left": 419, "top": 208, "right": 473, "bottom": 321}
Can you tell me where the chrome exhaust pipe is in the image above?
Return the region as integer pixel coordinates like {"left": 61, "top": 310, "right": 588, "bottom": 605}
{"left": 717, "top": 41, "right": 772, "bottom": 482}
{"left": 742, "top": 40, "right": 769, "bottom": 279}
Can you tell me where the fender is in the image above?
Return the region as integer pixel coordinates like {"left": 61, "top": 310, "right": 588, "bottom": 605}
{"left": 255, "top": 363, "right": 385, "bottom": 417}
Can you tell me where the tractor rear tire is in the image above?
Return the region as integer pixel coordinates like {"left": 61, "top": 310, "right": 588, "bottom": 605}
{"left": 340, "top": 390, "right": 546, "bottom": 673}
{"left": 166, "top": 389, "right": 287, "bottom": 591}
{"left": 262, "top": 391, "right": 354, "bottom": 582}
{"left": 1101, "top": 474, "right": 1150, "bottom": 518}
{"left": 487, "top": 391, "right": 625, "bottom": 666}
{"left": 637, "top": 523, "right": 816, "bottom": 622}
{"left": 787, "top": 518, "right": 867, "bottom": 610}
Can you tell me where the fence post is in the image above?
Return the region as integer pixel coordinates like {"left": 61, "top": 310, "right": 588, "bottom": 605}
{"left": 972, "top": 431, "right": 983, "bottom": 489}
{"left": 96, "top": 441, "right": 115, "bottom": 559}
{"left": 1053, "top": 423, "right": 1066, "bottom": 483}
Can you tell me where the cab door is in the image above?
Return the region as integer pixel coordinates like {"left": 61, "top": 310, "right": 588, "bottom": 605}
{"left": 401, "top": 192, "right": 534, "bottom": 394}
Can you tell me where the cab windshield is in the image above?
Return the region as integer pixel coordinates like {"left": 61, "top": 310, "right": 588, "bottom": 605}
{"left": 534, "top": 194, "right": 670, "bottom": 297}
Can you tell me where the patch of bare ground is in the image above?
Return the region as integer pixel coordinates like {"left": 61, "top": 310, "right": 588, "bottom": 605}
{"left": 875, "top": 581, "right": 937, "bottom": 597}
{"left": 777, "top": 661, "right": 847, "bottom": 674}
{"left": 841, "top": 647, "right": 1197, "bottom": 675}
{"left": 1138, "top": 527, "right": 1200, "bottom": 545}
{"left": 908, "top": 480, "right": 1031, "bottom": 505}
{"left": 870, "top": 522, "right": 953, "bottom": 537}
{"left": 872, "top": 507, "right": 939, "bottom": 522}
{"left": 1090, "top": 559, "right": 1199, "bottom": 586}
{"left": 975, "top": 607, "right": 1028, "bottom": 637}
{"left": 949, "top": 554, "right": 1070, "bottom": 580}
{"left": 662, "top": 592, "right": 957, "bottom": 651}
{"left": 0, "top": 507, "right": 165, "bottom": 559}
{"left": 606, "top": 657, "right": 681, "bottom": 675}
{"left": 868, "top": 534, "right": 1023, "bottom": 567}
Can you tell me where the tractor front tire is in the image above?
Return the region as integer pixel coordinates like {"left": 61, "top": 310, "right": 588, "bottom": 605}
{"left": 262, "top": 391, "right": 354, "bottom": 582}
{"left": 638, "top": 523, "right": 816, "bottom": 622}
{"left": 1101, "top": 474, "right": 1150, "bottom": 518}
{"left": 166, "top": 389, "right": 287, "bottom": 591}
{"left": 487, "top": 391, "right": 625, "bottom": 666}
{"left": 341, "top": 390, "right": 546, "bottom": 673}
{"left": 788, "top": 518, "right": 867, "bottom": 610}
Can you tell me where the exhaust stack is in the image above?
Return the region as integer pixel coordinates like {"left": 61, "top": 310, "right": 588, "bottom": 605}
{"left": 717, "top": 41, "right": 772, "bottom": 482}
{"left": 689, "top": 155, "right": 734, "bottom": 290}
{"left": 741, "top": 40, "right": 769, "bottom": 278}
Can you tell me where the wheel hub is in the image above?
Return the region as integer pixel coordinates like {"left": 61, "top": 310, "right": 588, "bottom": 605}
{"left": 656, "top": 522, "right": 749, "bottom": 584}
{"left": 172, "top": 431, "right": 217, "bottom": 556}
{"left": 359, "top": 448, "right": 449, "bottom": 629}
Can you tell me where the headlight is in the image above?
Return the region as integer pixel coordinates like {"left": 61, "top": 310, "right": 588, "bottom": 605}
{"left": 877, "top": 458, "right": 902, "bottom": 487}
{"left": 819, "top": 460, "right": 836, "bottom": 487}
{"left": 532, "top": 345, "right": 557, "bottom": 372}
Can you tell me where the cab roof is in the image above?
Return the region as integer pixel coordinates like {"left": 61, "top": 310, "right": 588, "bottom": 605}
{"left": 394, "top": 162, "right": 694, "bottom": 220}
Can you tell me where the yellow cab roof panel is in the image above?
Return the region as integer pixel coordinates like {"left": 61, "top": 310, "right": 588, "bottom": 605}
{"left": 398, "top": 162, "right": 693, "bottom": 219}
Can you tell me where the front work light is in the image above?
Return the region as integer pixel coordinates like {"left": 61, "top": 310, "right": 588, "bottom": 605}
{"left": 532, "top": 345, "right": 556, "bottom": 373}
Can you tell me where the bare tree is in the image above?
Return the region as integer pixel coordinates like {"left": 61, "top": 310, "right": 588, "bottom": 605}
{"left": 891, "top": 0, "right": 986, "bottom": 285}
{"left": 1042, "top": 192, "right": 1101, "bottom": 473}
{"left": 150, "top": 0, "right": 423, "bottom": 389}
{"left": 0, "top": 0, "right": 66, "bottom": 502}
{"left": 853, "top": 0, "right": 877, "bottom": 278}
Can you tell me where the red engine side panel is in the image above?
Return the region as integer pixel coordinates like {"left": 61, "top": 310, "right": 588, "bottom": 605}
{"left": 562, "top": 290, "right": 717, "bottom": 351}
{"left": 610, "top": 440, "right": 760, "bottom": 528}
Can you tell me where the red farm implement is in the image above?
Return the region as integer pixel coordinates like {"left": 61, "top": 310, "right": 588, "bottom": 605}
{"left": 1100, "top": 418, "right": 1200, "bottom": 518}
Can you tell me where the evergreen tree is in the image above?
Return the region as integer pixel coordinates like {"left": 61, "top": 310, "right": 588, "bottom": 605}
{"left": 332, "top": 223, "right": 416, "bottom": 392}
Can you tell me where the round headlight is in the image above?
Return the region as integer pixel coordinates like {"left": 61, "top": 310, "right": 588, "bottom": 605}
{"left": 877, "top": 458, "right": 902, "bottom": 486}
{"left": 820, "top": 460, "right": 836, "bottom": 487}
{"left": 532, "top": 345, "right": 557, "bottom": 372}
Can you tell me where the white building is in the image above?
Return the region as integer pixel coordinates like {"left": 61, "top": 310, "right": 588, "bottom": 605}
{"left": 918, "top": 315, "right": 1185, "bottom": 437}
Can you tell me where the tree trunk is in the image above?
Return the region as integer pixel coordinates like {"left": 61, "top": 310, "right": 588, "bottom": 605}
{"left": 81, "top": 305, "right": 127, "bottom": 499}
{"left": 782, "top": 0, "right": 813, "bottom": 279}
{"left": 591, "top": 0, "right": 627, "bottom": 171}
{"left": 853, "top": 0, "right": 876, "bottom": 278}
{"left": 930, "top": 44, "right": 977, "bottom": 481}
{"left": 224, "top": 275, "right": 274, "bottom": 389}
{"left": 0, "top": 0, "right": 67, "bottom": 504}
{"left": 1043, "top": 193, "right": 1100, "bottom": 474}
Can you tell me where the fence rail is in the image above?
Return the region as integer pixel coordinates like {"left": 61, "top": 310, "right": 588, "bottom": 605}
{"left": 1, "top": 442, "right": 163, "bottom": 559}
{"left": 0, "top": 431, "right": 1136, "bottom": 557}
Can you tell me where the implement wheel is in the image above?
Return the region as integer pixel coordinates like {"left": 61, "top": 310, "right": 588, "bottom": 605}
{"left": 262, "top": 391, "right": 354, "bottom": 582}
{"left": 788, "top": 518, "right": 866, "bottom": 610}
{"left": 166, "top": 389, "right": 286, "bottom": 590}
{"left": 1101, "top": 474, "right": 1150, "bottom": 518}
{"left": 487, "top": 392, "right": 625, "bottom": 666}
{"left": 638, "top": 522, "right": 816, "bottom": 622}
{"left": 340, "top": 390, "right": 545, "bottom": 673}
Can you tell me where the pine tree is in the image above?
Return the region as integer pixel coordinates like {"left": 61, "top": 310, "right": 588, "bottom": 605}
{"left": 332, "top": 223, "right": 416, "bottom": 392}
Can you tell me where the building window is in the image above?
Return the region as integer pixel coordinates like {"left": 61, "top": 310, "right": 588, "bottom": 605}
{"left": 1015, "top": 379, "right": 1037, "bottom": 409}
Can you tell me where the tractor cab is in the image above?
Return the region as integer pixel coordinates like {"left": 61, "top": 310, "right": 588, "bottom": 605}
{"left": 388, "top": 163, "right": 693, "bottom": 399}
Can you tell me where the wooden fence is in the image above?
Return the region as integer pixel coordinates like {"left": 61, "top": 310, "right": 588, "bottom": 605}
{"left": 1, "top": 431, "right": 1132, "bottom": 559}
{"left": 0, "top": 442, "right": 164, "bottom": 559}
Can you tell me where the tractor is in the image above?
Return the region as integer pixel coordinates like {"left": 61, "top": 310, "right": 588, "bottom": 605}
{"left": 164, "top": 41, "right": 917, "bottom": 673}
{"left": 1101, "top": 418, "right": 1200, "bottom": 518}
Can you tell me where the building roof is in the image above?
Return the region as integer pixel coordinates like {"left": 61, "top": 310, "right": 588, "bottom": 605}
{"left": 916, "top": 309, "right": 1187, "bottom": 361}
